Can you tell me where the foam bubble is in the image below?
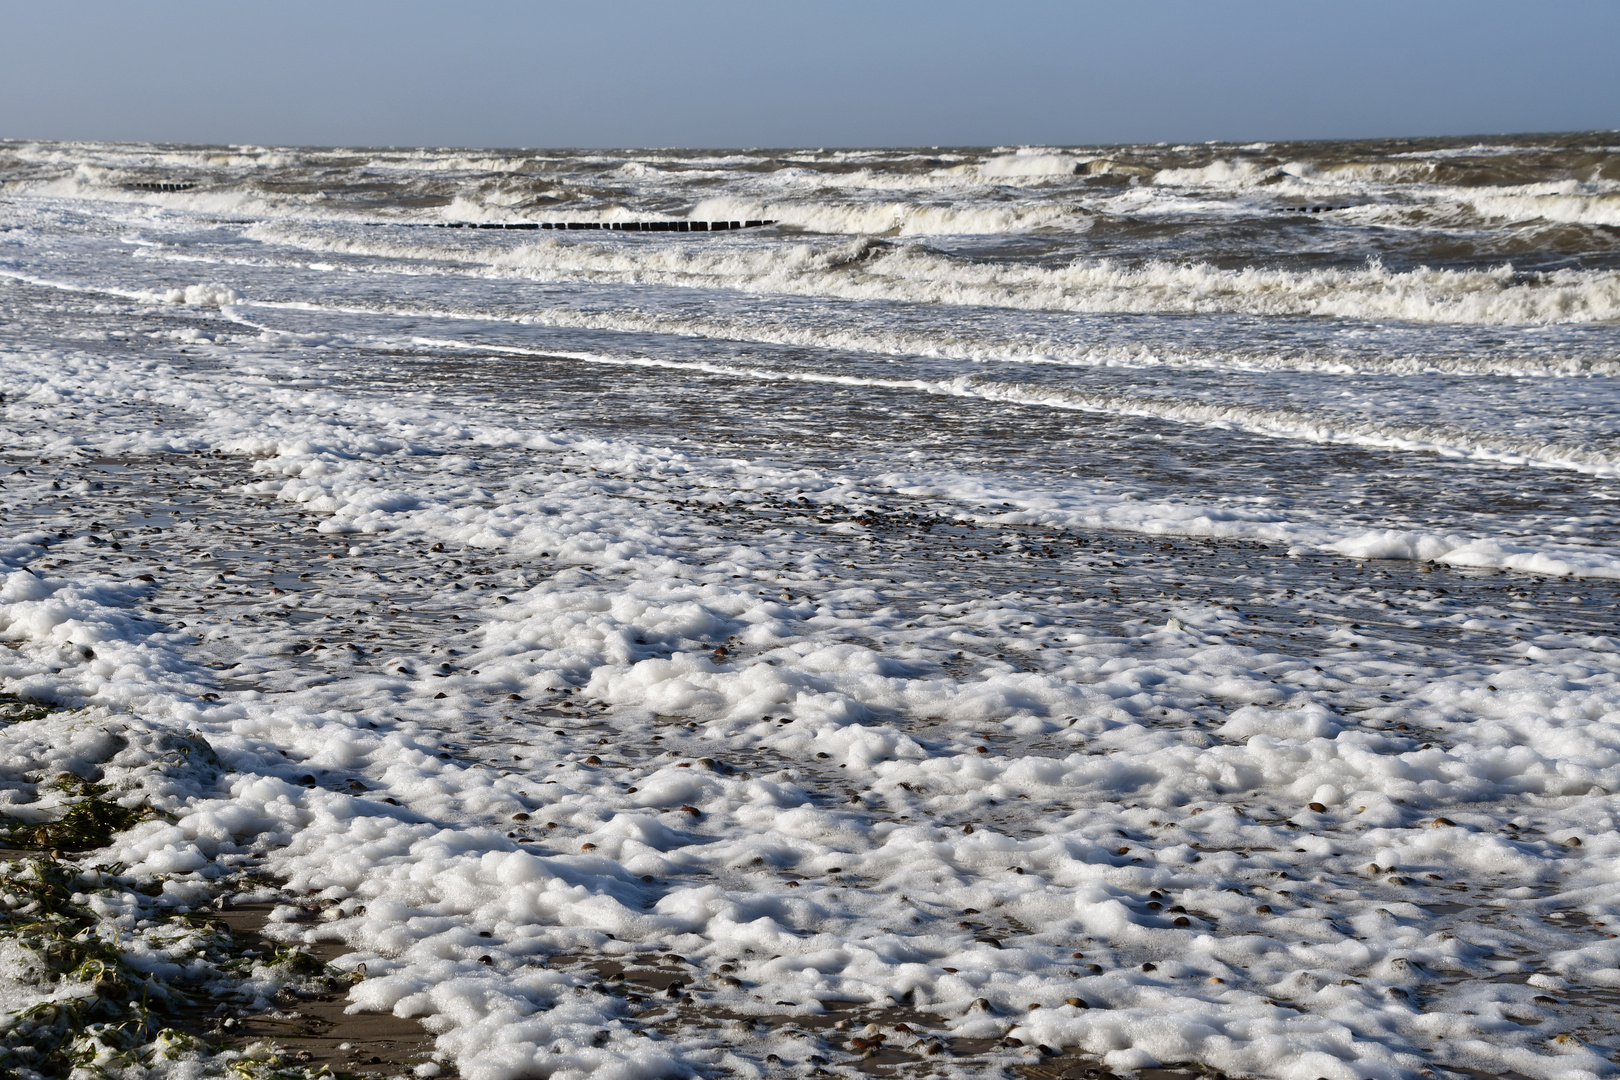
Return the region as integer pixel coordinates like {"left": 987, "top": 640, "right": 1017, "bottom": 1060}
{"left": 164, "top": 282, "right": 241, "bottom": 307}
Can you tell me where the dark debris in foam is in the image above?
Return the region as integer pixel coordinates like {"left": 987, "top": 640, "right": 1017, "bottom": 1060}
{"left": 0, "top": 705, "right": 1156, "bottom": 1080}
{"left": 12, "top": 433, "right": 1618, "bottom": 749}
{"left": 536, "top": 950, "right": 1169, "bottom": 1076}
{"left": 197, "top": 902, "right": 450, "bottom": 1080}
{"left": 5, "top": 333, "right": 1620, "bottom": 740}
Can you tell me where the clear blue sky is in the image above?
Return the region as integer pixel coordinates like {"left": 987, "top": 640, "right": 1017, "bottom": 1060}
{"left": 3, "top": 1, "right": 1615, "bottom": 148}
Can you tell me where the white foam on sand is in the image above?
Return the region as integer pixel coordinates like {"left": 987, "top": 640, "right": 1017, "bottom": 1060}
{"left": 6, "top": 334, "right": 1620, "bottom": 1079}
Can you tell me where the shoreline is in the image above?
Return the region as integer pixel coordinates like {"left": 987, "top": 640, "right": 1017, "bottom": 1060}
{"left": 5, "top": 157, "right": 1620, "bottom": 1076}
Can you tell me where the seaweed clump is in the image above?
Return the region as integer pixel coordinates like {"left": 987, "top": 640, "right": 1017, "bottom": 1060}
{"left": 0, "top": 858, "right": 349, "bottom": 1079}
{"left": 0, "top": 694, "right": 56, "bottom": 727}
{"left": 0, "top": 858, "right": 198, "bottom": 1078}
{"left": 2, "top": 775, "right": 157, "bottom": 854}
{"left": 0, "top": 704, "right": 344, "bottom": 1080}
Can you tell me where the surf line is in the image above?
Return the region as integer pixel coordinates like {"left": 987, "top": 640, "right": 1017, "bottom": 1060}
{"left": 365, "top": 328, "right": 1620, "bottom": 480}
{"left": 377, "top": 220, "right": 777, "bottom": 232}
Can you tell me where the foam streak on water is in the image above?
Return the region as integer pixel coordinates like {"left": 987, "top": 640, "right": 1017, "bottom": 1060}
{"left": 2, "top": 135, "right": 1620, "bottom": 1080}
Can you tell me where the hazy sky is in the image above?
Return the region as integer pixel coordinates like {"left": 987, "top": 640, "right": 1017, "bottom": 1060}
{"left": 3, "top": 1, "right": 1616, "bottom": 148}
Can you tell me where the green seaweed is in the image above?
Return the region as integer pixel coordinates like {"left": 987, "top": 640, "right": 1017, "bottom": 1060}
{"left": 266, "top": 947, "right": 329, "bottom": 979}
{"left": 0, "top": 694, "right": 58, "bottom": 727}
{"left": 227, "top": 1044, "right": 337, "bottom": 1080}
{"left": 0, "top": 713, "right": 339, "bottom": 1079}
{"left": 0, "top": 993, "right": 165, "bottom": 1078}
{"left": 0, "top": 775, "right": 158, "bottom": 855}
{"left": 0, "top": 859, "right": 347, "bottom": 1080}
{"left": 0, "top": 861, "right": 179, "bottom": 1078}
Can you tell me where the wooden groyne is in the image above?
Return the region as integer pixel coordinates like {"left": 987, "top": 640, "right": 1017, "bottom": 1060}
{"left": 425, "top": 220, "right": 776, "bottom": 232}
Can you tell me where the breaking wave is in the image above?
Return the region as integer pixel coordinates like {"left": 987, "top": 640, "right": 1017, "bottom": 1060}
{"left": 256, "top": 224, "right": 1620, "bottom": 326}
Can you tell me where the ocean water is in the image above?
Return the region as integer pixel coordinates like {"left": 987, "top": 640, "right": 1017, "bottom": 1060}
{"left": 3, "top": 134, "right": 1620, "bottom": 1078}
